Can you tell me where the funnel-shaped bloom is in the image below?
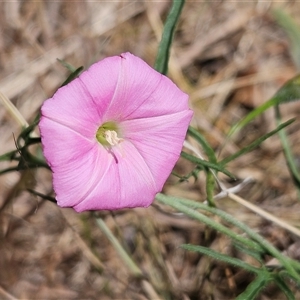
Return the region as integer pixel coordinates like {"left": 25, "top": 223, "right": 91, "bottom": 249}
{"left": 39, "top": 53, "right": 193, "bottom": 212}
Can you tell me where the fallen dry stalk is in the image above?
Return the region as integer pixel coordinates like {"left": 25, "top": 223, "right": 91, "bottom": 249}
{"left": 227, "top": 192, "right": 300, "bottom": 238}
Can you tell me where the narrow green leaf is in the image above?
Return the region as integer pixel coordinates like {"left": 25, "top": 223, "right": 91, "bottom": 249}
{"left": 154, "top": 0, "right": 185, "bottom": 75}
{"left": 181, "top": 151, "right": 235, "bottom": 179}
{"left": 172, "top": 165, "right": 203, "bottom": 182}
{"left": 181, "top": 244, "right": 260, "bottom": 274}
{"left": 27, "top": 189, "right": 56, "bottom": 204}
{"left": 57, "top": 58, "right": 77, "bottom": 72}
{"left": 229, "top": 74, "right": 300, "bottom": 136}
{"left": 0, "top": 160, "right": 49, "bottom": 176}
{"left": 19, "top": 149, "right": 49, "bottom": 170}
{"left": 26, "top": 137, "right": 42, "bottom": 146}
{"left": 228, "top": 99, "right": 276, "bottom": 137}
{"left": 275, "top": 106, "right": 300, "bottom": 189}
{"left": 221, "top": 118, "right": 295, "bottom": 166}
{"left": 236, "top": 272, "right": 271, "bottom": 300}
{"left": 33, "top": 111, "right": 41, "bottom": 123}
{"left": 232, "top": 241, "right": 264, "bottom": 264}
{"left": 274, "top": 74, "right": 300, "bottom": 103}
{"left": 188, "top": 126, "right": 217, "bottom": 163}
{"left": 60, "top": 66, "right": 84, "bottom": 87}
{"left": 18, "top": 119, "right": 39, "bottom": 145}
{"left": 56, "top": 59, "right": 83, "bottom": 86}
{"left": 157, "top": 193, "right": 300, "bottom": 282}
{"left": 156, "top": 194, "right": 263, "bottom": 253}
{"left": 0, "top": 166, "right": 20, "bottom": 175}
{"left": 0, "top": 150, "right": 18, "bottom": 162}
{"left": 164, "top": 195, "right": 300, "bottom": 283}
{"left": 273, "top": 274, "right": 296, "bottom": 300}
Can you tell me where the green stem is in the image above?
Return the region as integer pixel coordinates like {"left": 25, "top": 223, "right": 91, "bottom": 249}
{"left": 154, "top": 0, "right": 185, "bottom": 75}
{"left": 27, "top": 189, "right": 56, "bottom": 203}
{"left": 206, "top": 170, "right": 215, "bottom": 207}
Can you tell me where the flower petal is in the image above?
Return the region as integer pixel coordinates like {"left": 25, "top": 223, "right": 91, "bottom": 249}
{"left": 78, "top": 55, "right": 121, "bottom": 121}
{"left": 120, "top": 110, "right": 193, "bottom": 190}
{"left": 41, "top": 78, "right": 101, "bottom": 139}
{"left": 73, "top": 140, "right": 157, "bottom": 212}
{"left": 80, "top": 52, "right": 189, "bottom": 122}
{"left": 39, "top": 117, "right": 113, "bottom": 207}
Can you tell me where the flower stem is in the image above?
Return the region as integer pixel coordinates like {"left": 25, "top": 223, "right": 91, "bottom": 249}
{"left": 154, "top": 0, "right": 185, "bottom": 75}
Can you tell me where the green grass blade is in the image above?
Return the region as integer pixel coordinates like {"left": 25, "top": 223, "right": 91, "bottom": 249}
{"left": 57, "top": 58, "right": 77, "bottom": 72}
{"left": 181, "top": 244, "right": 261, "bottom": 274}
{"left": 181, "top": 151, "right": 235, "bottom": 179}
{"left": 228, "top": 99, "right": 276, "bottom": 137}
{"left": 56, "top": 59, "right": 83, "bottom": 87}
{"left": 221, "top": 118, "right": 295, "bottom": 166}
{"left": 275, "top": 107, "right": 300, "bottom": 189}
{"left": 187, "top": 126, "right": 217, "bottom": 163}
{"left": 273, "top": 274, "right": 296, "bottom": 300}
{"left": 60, "top": 66, "right": 84, "bottom": 87}
{"left": 229, "top": 74, "right": 300, "bottom": 137}
{"left": 154, "top": 0, "right": 185, "bottom": 75}
{"left": 236, "top": 272, "right": 272, "bottom": 300}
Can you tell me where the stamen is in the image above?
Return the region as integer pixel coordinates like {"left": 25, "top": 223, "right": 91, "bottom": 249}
{"left": 104, "top": 130, "right": 122, "bottom": 146}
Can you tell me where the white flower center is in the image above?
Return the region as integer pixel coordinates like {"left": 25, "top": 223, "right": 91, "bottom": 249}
{"left": 104, "top": 130, "right": 122, "bottom": 146}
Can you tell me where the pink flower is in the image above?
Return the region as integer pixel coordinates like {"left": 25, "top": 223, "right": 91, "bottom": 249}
{"left": 39, "top": 52, "right": 192, "bottom": 212}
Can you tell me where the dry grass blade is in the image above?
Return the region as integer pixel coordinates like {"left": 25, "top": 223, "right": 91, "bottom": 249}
{"left": 178, "top": 9, "right": 255, "bottom": 69}
{"left": 141, "top": 280, "right": 163, "bottom": 300}
{"left": 0, "top": 37, "right": 81, "bottom": 100}
{"left": 227, "top": 192, "right": 300, "bottom": 238}
{"left": 0, "top": 91, "right": 28, "bottom": 128}
{"left": 0, "top": 285, "right": 18, "bottom": 300}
